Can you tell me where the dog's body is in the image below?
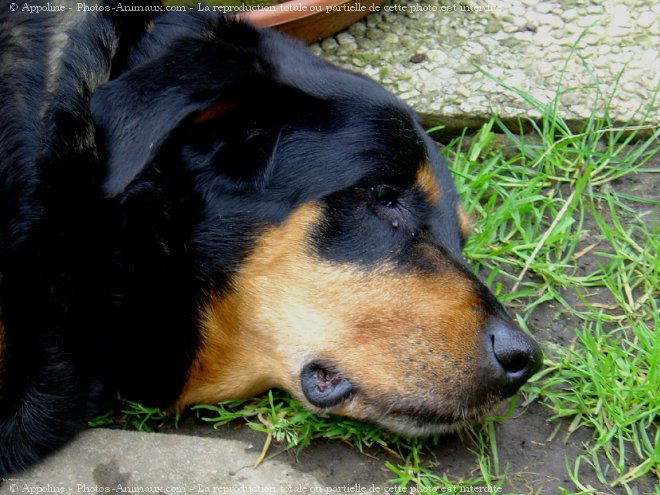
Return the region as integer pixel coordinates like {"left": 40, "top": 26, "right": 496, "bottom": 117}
{"left": 0, "top": 0, "right": 541, "bottom": 476}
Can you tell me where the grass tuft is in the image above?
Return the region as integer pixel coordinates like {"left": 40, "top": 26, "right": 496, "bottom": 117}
{"left": 89, "top": 396, "right": 179, "bottom": 432}
{"left": 193, "top": 390, "right": 395, "bottom": 454}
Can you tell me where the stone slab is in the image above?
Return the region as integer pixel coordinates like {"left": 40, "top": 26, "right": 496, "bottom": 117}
{"left": 313, "top": 0, "right": 660, "bottom": 130}
{"left": 0, "top": 429, "right": 325, "bottom": 494}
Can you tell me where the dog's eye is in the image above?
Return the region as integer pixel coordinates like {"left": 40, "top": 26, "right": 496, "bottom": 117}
{"left": 370, "top": 186, "right": 399, "bottom": 207}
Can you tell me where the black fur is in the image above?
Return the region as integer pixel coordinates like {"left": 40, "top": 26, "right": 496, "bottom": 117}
{"left": 0, "top": 0, "right": 484, "bottom": 477}
{"left": 0, "top": 3, "right": 118, "bottom": 474}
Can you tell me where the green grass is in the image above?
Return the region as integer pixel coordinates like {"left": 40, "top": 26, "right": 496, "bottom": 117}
{"left": 194, "top": 392, "right": 516, "bottom": 491}
{"left": 442, "top": 70, "right": 659, "bottom": 493}
{"left": 92, "top": 50, "right": 659, "bottom": 495}
{"left": 527, "top": 319, "right": 659, "bottom": 490}
{"left": 89, "top": 396, "right": 180, "bottom": 432}
{"left": 194, "top": 391, "right": 395, "bottom": 454}
{"left": 441, "top": 60, "right": 658, "bottom": 492}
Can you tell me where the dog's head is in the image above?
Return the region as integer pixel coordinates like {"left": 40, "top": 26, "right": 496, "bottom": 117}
{"left": 92, "top": 17, "right": 541, "bottom": 435}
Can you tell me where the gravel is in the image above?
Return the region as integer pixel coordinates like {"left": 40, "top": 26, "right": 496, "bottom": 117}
{"left": 314, "top": 0, "right": 660, "bottom": 130}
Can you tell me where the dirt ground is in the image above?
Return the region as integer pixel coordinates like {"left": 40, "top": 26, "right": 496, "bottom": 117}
{"left": 163, "top": 155, "right": 658, "bottom": 495}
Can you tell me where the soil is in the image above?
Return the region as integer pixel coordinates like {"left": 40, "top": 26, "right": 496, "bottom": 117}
{"left": 161, "top": 153, "right": 658, "bottom": 495}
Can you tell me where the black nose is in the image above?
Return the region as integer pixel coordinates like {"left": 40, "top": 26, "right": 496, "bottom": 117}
{"left": 484, "top": 318, "right": 542, "bottom": 397}
{"left": 301, "top": 362, "right": 354, "bottom": 408}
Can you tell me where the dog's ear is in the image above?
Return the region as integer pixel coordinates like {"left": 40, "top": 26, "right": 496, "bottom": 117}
{"left": 91, "top": 71, "right": 222, "bottom": 197}
{"left": 91, "top": 25, "right": 324, "bottom": 197}
{"left": 175, "top": 84, "right": 315, "bottom": 193}
{"left": 91, "top": 71, "right": 254, "bottom": 197}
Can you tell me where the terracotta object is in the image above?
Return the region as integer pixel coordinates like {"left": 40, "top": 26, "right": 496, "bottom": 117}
{"left": 238, "top": 0, "right": 385, "bottom": 43}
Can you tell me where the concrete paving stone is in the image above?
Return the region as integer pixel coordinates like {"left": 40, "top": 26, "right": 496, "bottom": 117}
{"left": 316, "top": 0, "right": 660, "bottom": 130}
{"left": 0, "top": 430, "right": 324, "bottom": 494}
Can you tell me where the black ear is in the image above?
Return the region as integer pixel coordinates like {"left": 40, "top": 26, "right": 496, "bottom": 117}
{"left": 91, "top": 22, "right": 323, "bottom": 198}
{"left": 90, "top": 60, "right": 235, "bottom": 197}
{"left": 94, "top": 105, "right": 192, "bottom": 197}
{"left": 176, "top": 91, "right": 298, "bottom": 192}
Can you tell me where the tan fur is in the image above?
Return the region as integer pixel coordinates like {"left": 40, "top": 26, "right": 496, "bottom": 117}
{"left": 177, "top": 203, "right": 487, "bottom": 432}
{"left": 416, "top": 164, "right": 441, "bottom": 205}
{"left": 457, "top": 205, "right": 473, "bottom": 239}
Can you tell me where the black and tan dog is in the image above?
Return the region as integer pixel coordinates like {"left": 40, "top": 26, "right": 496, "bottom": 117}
{"left": 0, "top": 0, "right": 541, "bottom": 476}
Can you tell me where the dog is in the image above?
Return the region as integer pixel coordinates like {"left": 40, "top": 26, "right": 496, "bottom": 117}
{"left": 0, "top": 0, "right": 542, "bottom": 477}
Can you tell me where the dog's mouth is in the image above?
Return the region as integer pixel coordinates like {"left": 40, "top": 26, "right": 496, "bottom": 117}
{"left": 298, "top": 361, "right": 500, "bottom": 436}
{"left": 371, "top": 399, "right": 501, "bottom": 436}
{"left": 374, "top": 413, "right": 471, "bottom": 437}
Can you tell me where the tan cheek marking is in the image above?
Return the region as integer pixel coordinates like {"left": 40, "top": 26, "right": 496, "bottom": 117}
{"left": 416, "top": 164, "right": 441, "bottom": 205}
{"left": 177, "top": 202, "right": 484, "bottom": 412}
{"left": 457, "top": 205, "right": 473, "bottom": 239}
{"left": 176, "top": 290, "right": 281, "bottom": 406}
{"left": 177, "top": 203, "right": 328, "bottom": 407}
{"left": 335, "top": 273, "right": 483, "bottom": 395}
